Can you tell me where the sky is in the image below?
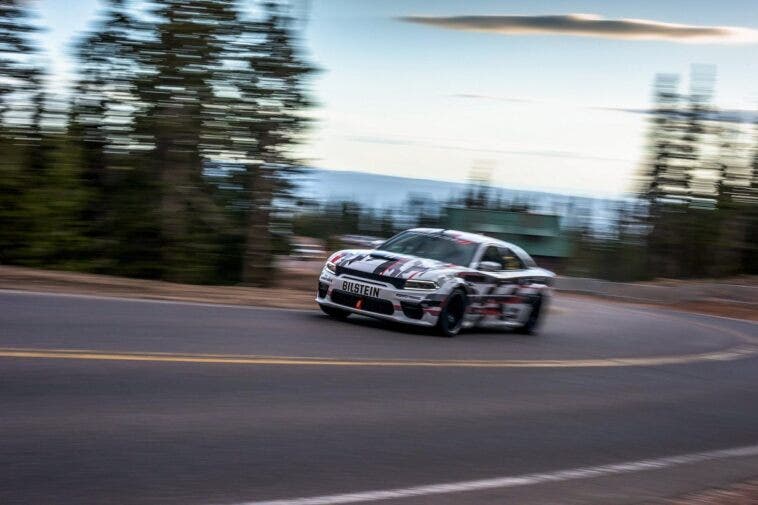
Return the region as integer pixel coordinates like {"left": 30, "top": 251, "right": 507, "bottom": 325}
{"left": 35, "top": 0, "right": 758, "bottom": 197}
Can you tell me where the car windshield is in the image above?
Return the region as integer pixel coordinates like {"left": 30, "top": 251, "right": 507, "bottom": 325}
{"left": 377, "top": 232, "right": 478, "bottom": 266}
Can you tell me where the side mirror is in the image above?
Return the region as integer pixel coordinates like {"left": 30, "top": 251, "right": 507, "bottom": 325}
{"left": 477, "top": 261, "right": 501, "bottom": 272}
{"left": 370, "top": 239, "right": 384, "bottom": 248}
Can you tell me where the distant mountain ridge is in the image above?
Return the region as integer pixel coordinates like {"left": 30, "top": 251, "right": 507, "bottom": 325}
{"left": 297, "top": 169, "right": 470, "bottom": 208}
{"left": 297, "top": 168, "right": 613, "bottom": 214}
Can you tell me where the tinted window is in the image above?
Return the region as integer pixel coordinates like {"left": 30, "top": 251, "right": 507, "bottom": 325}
{"left": 480, "top": 246, "right": 505, "bottom": 269}
{"left": 378, "top": 232, "right": 478, "bottom": 266}
{"left": 509, "top": 244, "right": 537, "bottom": 268}
{"left": 480, "top": 246, "right": 524, "bottom": 271}
{"left": 499, "top": 247, "right": 525, "bottom": 271}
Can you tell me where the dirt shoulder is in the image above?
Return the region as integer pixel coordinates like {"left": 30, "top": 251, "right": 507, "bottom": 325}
{"left": 650, "top": 479, "right": 758, "bottom": 504}
{"left": 0, "top": 265, "right": 316, "bottom": 310}
{"left": 562, "top": 292, "right": 758, "bottom": 322}
{"left": 0, "top": 265, "right": 756, "bottom": 320}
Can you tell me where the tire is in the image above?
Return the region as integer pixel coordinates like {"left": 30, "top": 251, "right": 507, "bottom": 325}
{"left": 436, "top": 289, "right": 467, "bottom": 337}
{"left": 319, "top": 304, "right": 350, "bottom": 320}
{"left": 516, "top": 295, "right": 543, "bottom": 335}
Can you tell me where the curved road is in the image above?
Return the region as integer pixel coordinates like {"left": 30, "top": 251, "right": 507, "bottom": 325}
{"left": 1, "top": 290, "right": 757, "bottom": 505}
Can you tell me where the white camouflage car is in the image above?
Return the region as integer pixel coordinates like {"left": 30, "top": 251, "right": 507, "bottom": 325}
{"left": 316, "top": 228, "right": 555, "bottom": 336}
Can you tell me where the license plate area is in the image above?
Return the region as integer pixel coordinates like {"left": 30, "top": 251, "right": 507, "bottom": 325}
{"left": 331, "top": 284, "right": 394, "bottom": 315}
{"left": 340, "top": 280, "right": 382, "bottom": 299}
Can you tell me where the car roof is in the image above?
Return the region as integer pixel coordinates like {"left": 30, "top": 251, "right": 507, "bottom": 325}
{"left": 406, "top": 228, "right": 517, "bottom": 249}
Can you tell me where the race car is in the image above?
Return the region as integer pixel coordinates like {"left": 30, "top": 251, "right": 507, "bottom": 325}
{"left": 316, "top": 228, "right": 555, "bottom": 336}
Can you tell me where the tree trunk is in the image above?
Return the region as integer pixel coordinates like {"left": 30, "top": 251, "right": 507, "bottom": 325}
{"left": 243, "top": 164, "right": 274, "bottom": 286}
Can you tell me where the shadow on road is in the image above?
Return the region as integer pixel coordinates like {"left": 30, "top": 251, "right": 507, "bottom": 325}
{"left": 309, "top": 312, "right": 536, "bottom": 340}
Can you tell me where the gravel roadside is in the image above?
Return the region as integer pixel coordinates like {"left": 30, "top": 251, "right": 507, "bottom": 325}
{"left": 650, "top": 480, "right": 758, "bottom": 504}
{"left": 1, "top": 265, "right": 755, "bottom": 320}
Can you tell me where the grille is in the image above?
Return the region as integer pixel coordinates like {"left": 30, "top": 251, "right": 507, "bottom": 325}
{"left": 400, "top": 302, "right": 424, "bottom": 320}
{"left": 330, "top": 289, "right": 395, "bottom": 315}
{"left": 334, "top": 266, "right": 406, "bottom": 289}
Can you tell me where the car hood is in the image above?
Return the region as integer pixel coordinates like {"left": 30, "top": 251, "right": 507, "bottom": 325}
{"left": 329, "top": 249, "right": 467, "bottom": 282}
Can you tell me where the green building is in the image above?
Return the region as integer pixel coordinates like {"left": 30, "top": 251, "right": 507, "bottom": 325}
{"left": 444, "top": 207, "right": 570, "bottom": 270}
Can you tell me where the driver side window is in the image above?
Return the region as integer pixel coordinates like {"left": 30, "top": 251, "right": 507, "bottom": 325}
{"left": 499, "top": 247, "right": 524, "bottom": 271}
{"left": 480, "top": 246, "right": 505, "bottom": 270}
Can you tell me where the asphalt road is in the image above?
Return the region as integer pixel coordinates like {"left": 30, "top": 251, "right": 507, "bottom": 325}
{"left": 1, "top": 290, "right": 757, "bottom": 505}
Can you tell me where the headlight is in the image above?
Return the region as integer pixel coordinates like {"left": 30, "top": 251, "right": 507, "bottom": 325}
{"left": 325, "top": 261, "right": 337, "bottom": 273}
{"left": 404, "top": 280, "right": 438, "bottom": 290}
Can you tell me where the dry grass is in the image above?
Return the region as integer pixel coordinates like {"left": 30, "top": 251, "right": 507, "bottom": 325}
{"left": 653, "top": 480, "right": 758, "bottom": 505}
{"left": 0, "top": 265, "right": 317, "bottom": 309}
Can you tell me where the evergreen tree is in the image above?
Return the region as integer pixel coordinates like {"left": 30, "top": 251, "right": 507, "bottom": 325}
{"left": 0, "top": 0, "right": 38, "bottom": 119}
{"left": 681, "top": 64, "right": 715, "bottom": 202}
{"left": 0, "top": 0, "right": 43, "bottom": 262}
{"left": 641, "top": 73, "right": 686, "bottom": 204}
{"left": 137, "top": 0, "right": 242, "bottom": 282}
{"left": 70, "top": 0, "right": 157, "bottom": 274}
{"left": 232, "top": 2, "right": 314, "bottom": 286}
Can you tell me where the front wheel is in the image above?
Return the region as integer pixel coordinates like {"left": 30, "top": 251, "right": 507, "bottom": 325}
{"left": 319, "top": 304, "right": 350, "bottom": 320}
{"left": 436, "top": 289, "right": 467, "bottom": 337}
{"left": 516, "top": 296, "right": 544, "bottom": 335}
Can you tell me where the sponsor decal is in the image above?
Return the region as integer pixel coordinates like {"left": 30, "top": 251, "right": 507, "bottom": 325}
{"left": 396, "top": 293, "right": 423, "bottom": 300}
{"left": 384, "top": 258, "right": 438, "bottom": 278}
{"left": 341, "top": 281, "right": 380, "bottom": 298}
{"left": 343, "top": 253, "right": 369, "bottom": 266}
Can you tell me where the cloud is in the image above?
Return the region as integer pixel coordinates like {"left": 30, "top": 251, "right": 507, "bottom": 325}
{"left": 449, "top": 93, "right": 536, "bottom": 103}
{"left": 400, "top": 13, "right": 758, "bottom": 44}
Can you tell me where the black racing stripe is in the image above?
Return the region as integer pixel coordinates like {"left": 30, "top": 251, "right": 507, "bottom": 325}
{"left": 373, "top": 259, "right": 397, "bottom": 274}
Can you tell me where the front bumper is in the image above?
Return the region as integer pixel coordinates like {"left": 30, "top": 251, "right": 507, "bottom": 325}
{"left": 315, "top": 270, "right": 441, "bottom": 327}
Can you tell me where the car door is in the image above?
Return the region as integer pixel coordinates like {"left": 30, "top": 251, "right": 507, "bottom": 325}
{"left": 498, "top": 245, "right": 551, "bottom": 324}
{"left": 466, "top": 245, "right": 524, "bottom": 323}
{"left": 494, "top": 245, "right": 532, "bottom": 319}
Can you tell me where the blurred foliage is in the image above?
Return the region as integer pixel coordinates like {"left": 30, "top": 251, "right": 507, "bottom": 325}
{"left": 569, "top": 67, "right": 758, "bottom": 281}
{"left": 1, "top": 0, "right": 313, "bottom": 286}
{"left": 292, "top": 201, "right": 399, "bottom": 240}
{"left": 1, "top": 2, "right": 757, "bottom": 285}
{"left": 640, "top": 67, "right": 758, "bottom": 278}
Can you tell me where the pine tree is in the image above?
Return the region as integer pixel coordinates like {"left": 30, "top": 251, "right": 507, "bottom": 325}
{"left": 682, "top": 65, "right": 716, "bottom": 202}
{"left": 137, "top": 0, "right": 242, "bottom": 283}
{"left": 70, "top": 0, "right": 154, "bottom": 273}
{"left": 641, "top": 74, "right": 687, "bottom": 204}
{"left": 2, "top": 0, "right": 315, "bottom": 283}
{"left": 0, "top": 0, "right": 43, "bottom": 262}
{"left": 232, "top": 2, "right": 314, "bottom": 286}
{"left": 0, "top": 0, "right": 38, "bottom": 119}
